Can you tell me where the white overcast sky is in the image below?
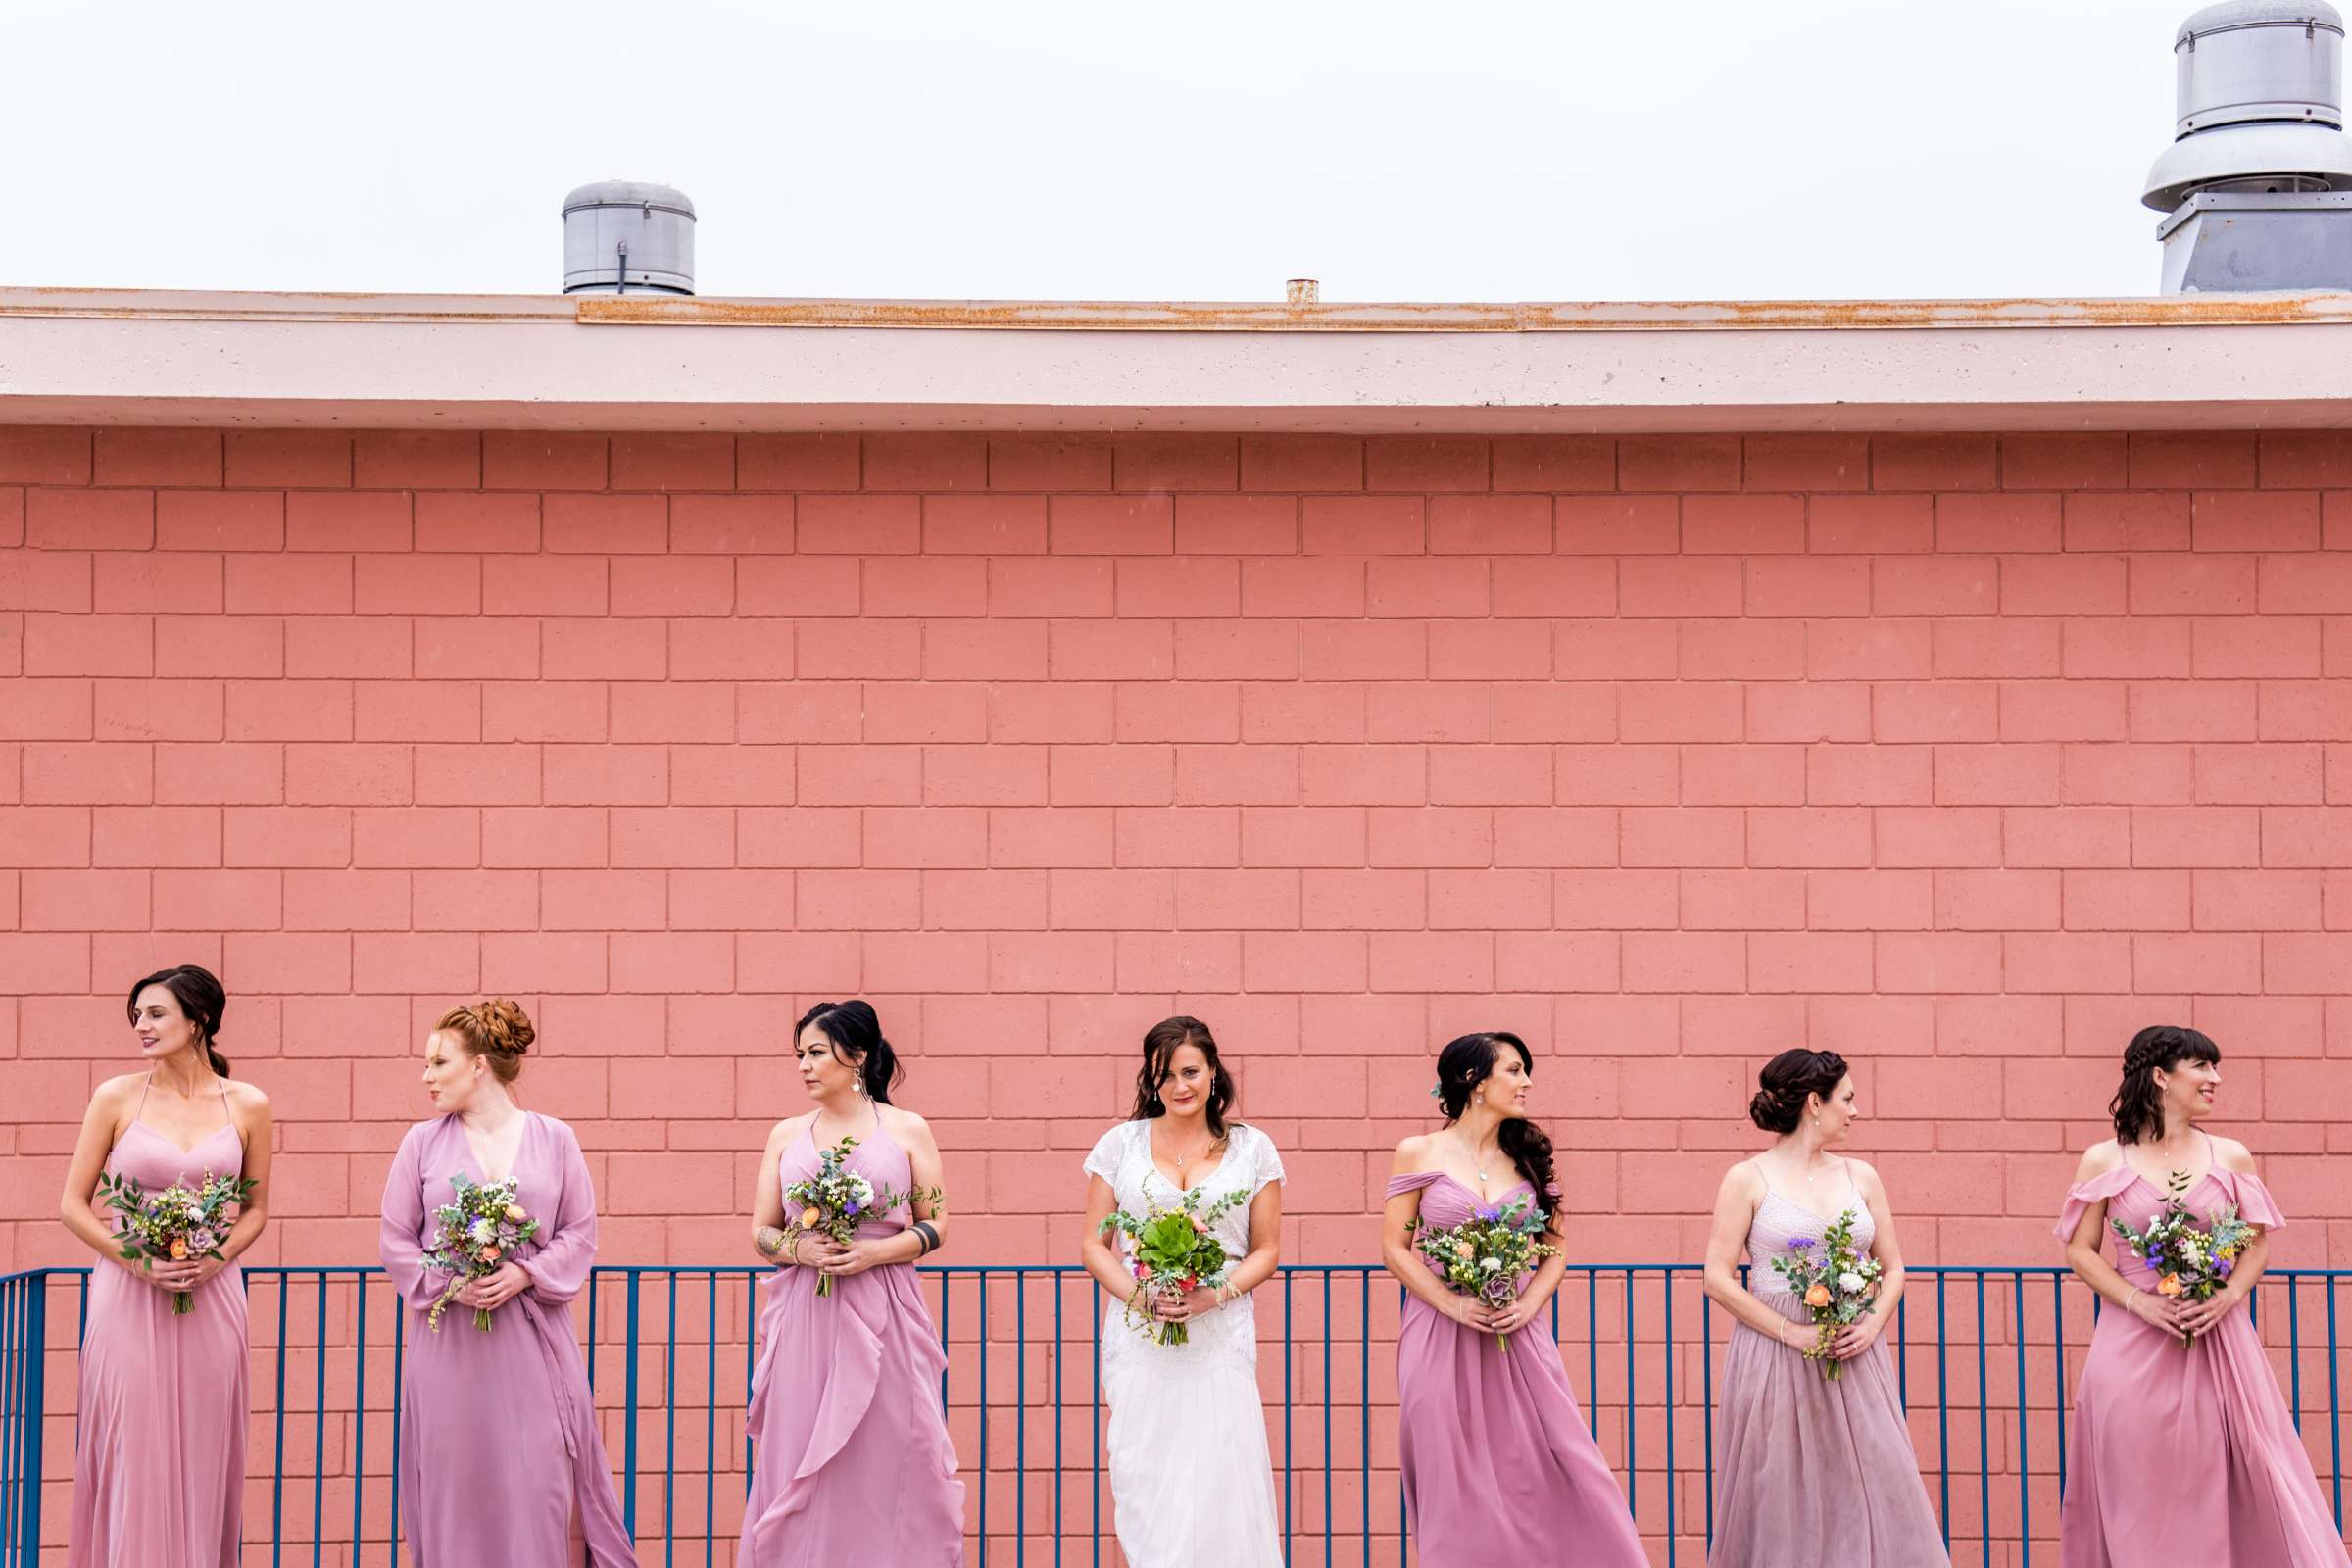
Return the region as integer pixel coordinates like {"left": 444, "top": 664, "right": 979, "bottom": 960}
{"left": 16, "top": 0, "right": 2204, "bottom": 301}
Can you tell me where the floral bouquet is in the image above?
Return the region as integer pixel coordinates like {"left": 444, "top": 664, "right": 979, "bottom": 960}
{"left": 784, "top": 1136, "right": 934, "bottom": 1298}
{"left": 1409, "top": 1192, "right": 1562, "bottom": 1351}
{"left": 2110, "top": 1170, "right": 2256, "bottom": 1348}
{"left": 425, "top": 1173, "right": 539, "bottom": 1332}
{"left": 1769, "top": 1209, "right": 1884, "bottom": 1381}
{"left": 1100, "top": 1183, "right": 1249, "bottom": 1346}
{"left": 95, "top": 1168, "right": 256, "bottom": 1315}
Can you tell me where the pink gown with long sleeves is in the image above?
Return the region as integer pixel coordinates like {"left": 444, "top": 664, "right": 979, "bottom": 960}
{"left": 68, "top": 1093, "right": 249, "bottom": 1568}
{"left": 1387, "top": 1171, "right": 1647, "bottom": 1568}
{"left": 377, "top": 1112, "right": 637, "bottom": 1568}
{"left": 741, "top": 1119, "right": 964, "bottom": 1567}
{"left": 2056, "top": 1155, "right": 2349, "bottom": 1567}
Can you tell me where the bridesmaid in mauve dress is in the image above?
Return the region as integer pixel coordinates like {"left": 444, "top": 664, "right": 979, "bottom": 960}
{"left": 742, "top": 1001, "right": 963, "bottom": 1567}
{"left": 1382, "top": 1031, "right": 1645, "bottom": 1568}
{"left": 377, "top": 999, "right": 635, "bottom": 1567}
{"left": 2057, "top": 1025, "right": 2348, "bottom": 1567}
{"left": 1702, "top": 1049, "right": 1948, "bottom": 1567}
{"left": 62, "top": 965, "right": 273, "bottom": 1568}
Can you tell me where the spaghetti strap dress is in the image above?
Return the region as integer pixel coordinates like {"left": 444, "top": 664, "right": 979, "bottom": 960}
{"left": 68, "top": 1076, "right": 251, "bottom": 1568}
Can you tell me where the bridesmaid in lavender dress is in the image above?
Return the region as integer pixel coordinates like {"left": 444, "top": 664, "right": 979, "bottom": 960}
{"left": 2057, "top": 1025, "right": 2348, "bottom": 1566}
{"left": 62, "top": 965, "right": 272, "bottom": 1568}
{"left": 743, "top": 1001, "right": 963, "bottom": 1567}
{"left": 1382, "top": 1031, "right": 1645, "bottom": 1568}
{"left": 1702, "top": 1049, "right": 1948, "bottom": 1566}
{"left": 377, "top": 999, "right": 635, "bottom": 1567}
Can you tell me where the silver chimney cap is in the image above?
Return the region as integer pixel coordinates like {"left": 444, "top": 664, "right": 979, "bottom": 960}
{"left": 2144, "top": 2, "right": 2352, "bottom": 210}
{"left": 562, "top": 180, "right": 697, "bottom": 296}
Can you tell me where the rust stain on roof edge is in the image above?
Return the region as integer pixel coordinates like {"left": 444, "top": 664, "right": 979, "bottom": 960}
{"left": 576, "top": 292, "right": 2352, "bottom": 331}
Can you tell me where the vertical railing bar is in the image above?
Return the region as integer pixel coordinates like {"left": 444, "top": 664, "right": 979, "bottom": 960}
{"left": 1017, "top": 1268, "right": 1028, "bottom": 1568}
{"left": 2012, "top": 1272, "right": 2029, "bottom": 1568}
{"left": 664, "top": 1269, "right": 677, "bottom": 1565}
{"left": 1622, "top": 1270, "right": 1636, "bottom": 1519}
{"left": 1936, "top": 1271, "right": 1950, "bottom": 1550}
{"left": 1092, "top": 1271, "right": 1102, "bottom": 1568}
{"left": 623, "top": 1270, "right": 642, "bottom": 1539}
{"left": 587, "top": 1269, "right": 599, "bottom": 1392}
{"left": 2, "top": 1280, "right": 19, "bottom": 1568}
{"left": 1359, "top": 1270, "right": 1370, "bottom": 1568}
{"left": 744, "top": 1271, "right": 759, "bottom": 1496}
{"left": 1282, "top": 1270, "right": 1292, "bottom": 1564}
{"left": 1663, "top": 1269, "right": 1676, "bottom": 1567}
{"left": 1322, "top": 1270, "right": 1333, "bottom": 1568}
{"left": 311, "top": 1272, "right": 327, "bottom": 1568}
{"left": 2051, "top": 1273, "right": 2067, "bottom": 1501}
{"left": 353, "top": 1279, "right": 368, "bottom": 1564}
{"left": 271, "top": 1273, "right": 288, "bottom": 1568}
{"left": 1, "top": 1280, "right": 19, "bottom": 1568}
{"left": 2290, "top": 1275, "right": 2305, "bottom": 1436}
{"left": 2327, "top": 1278, "right": 2341, "bottom": 1531}
{"left": 705, "top": 1272, "right": 717, "bottom": 1568}
{"left": 1702, "top": 1284, "right": 1715, "bottom": 1551}
{"left": 389, "top": 1275, "right": 406, "bottom": 1554}
{"left": 23, "top": 1281, "right": 49, "bottom": 1568}
{"left": 1054, "top": 1270, "right": 1064, "bottom": 1568}
{"left": 980, "top": 1271, "right": 991, "bottom": 1566}
{"left": 1586, "top": 1269, "right": 1598, "bottom": 1439}
{"left": 1975, "top": 1272, "right": 1990, "bottom": 1568}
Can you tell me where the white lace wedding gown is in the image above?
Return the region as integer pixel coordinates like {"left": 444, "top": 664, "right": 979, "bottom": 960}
{"left": 1085, "top": 1118, "right": 1287, "bottom": 1568}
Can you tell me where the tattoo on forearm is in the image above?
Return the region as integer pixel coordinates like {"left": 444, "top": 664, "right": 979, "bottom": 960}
{"left": 756, "top": 1226, "right": 787, "bottom": 1259}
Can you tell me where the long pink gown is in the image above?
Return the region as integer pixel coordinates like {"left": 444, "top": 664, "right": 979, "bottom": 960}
{"left": 742, "top": 1121, "right": 964, "bottom": 1567}
{"left": 1709, "top": 1172, "right": 1949, "bottom": 1566}
{"left": 1388, "top": 1171, "right": 1646, "bottom": 1568}
{"left": 68, "top": 1091, "right": 250, "bottom": 1568}
{"left": 2056, "top": 1156, "right": 2349, "bottom": 1566}
{"left": 377, "top": 1112, "right": 636, "bottom": 1568}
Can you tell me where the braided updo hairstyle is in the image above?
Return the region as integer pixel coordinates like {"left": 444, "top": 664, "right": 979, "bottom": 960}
{"left": 1747, "top": 1049, "right": 1849, "bottom": 1135}
{"left": 1433, "top": 1032, "right": 1555, "bottom": 1200}
{"left": 435, "top": 998, "right": 535, "bottom": 1086}
{"left": 2110, "top": 1024, "right": 2221, "bottom": 1145}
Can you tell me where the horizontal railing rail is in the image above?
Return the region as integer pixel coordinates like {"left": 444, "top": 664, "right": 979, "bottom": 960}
{"left": 3, "top": 1262, "right": 2349, "bottom": 1566}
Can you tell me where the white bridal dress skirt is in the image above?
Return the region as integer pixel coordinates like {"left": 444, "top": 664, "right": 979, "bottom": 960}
{"left": 1100, "top": 1298, "right": 1286, "bottom": 1568}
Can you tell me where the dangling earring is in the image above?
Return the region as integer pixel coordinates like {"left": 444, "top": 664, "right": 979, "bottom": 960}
{"left": 853, "top": 1076, "right": 868, "bottom": 1100}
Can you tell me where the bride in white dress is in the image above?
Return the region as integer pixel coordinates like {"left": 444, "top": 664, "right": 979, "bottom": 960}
{"left": 1080, "top": 1015, "right": 1286, "bottom": 1568}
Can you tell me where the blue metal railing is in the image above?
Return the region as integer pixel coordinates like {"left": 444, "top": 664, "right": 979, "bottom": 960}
{"left": 4, "top": 1263, "right": 2350, "bottom": 1565}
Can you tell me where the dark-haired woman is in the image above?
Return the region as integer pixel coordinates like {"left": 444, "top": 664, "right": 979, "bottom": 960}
{"left": 2057, "top": 1026, "right": 2344, "bottom": 1566}
{"left": 1079, "top": 1016, "right": 1284, "bottom": 1568}
{"left": 1382, "top": 1031, "right": 1644, "bottom": 1568}
{"left": 1701, "top": 1049, "right": 1946, "bottom": 1566}
{"left": 744, "top": 1001, "right": 963, "bottom": 1566}
{"left": 63, "top": 965, "right": 271, "bottom": 1568}
{"left": 377, "top": 999, "right": 635, "bottom": 1567}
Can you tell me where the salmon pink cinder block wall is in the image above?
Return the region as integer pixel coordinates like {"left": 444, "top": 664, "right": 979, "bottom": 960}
{"left": 5, "top": 423, "right": 2352, "bottom": 1279}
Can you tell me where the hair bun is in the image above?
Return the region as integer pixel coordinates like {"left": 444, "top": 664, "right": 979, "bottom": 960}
{"left": 477, "top": 998, "right": 535, "bottom": 1057}
{"left": 1747, "top": 1088, "right": 1786, "bottom": 1129}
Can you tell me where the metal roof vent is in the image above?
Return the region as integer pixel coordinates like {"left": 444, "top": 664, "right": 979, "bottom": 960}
{"left": 2144, "top": 3, "right": 2352, "bottom": 289}
{"left": 562, "top": 181, "right": 696, "bottom": 296}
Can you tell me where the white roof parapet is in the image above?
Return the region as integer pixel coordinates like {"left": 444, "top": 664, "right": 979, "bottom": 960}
{"left": 3, "top": 287, "right": 2352, "bottom": 433}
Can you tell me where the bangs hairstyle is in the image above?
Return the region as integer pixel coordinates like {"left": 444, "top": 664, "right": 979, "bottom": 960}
{"left": 2110, "top": 1024, "right": 2222, "bottom": 1146}
{"left": 1127, "top": 1015, "right": 1238, "bottom": 1139}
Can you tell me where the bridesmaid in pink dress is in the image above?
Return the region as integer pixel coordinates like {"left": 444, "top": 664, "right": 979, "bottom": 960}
{"left": 376, "top": 999, "right": 636, "bottom": 1567}
{"left": 742, "top": 1001, "right": 963, "bottom": 1567}
{"left": 1382, "top": 1031, "right": 1646, "bottom": 1568}
{"left": 2057, "top": 1025, "right": 2348, "bottom": 1566}
{"left": 61, "top": 965, "right": 273, "bottom": 1568}
{"left": 1701, "top": 1049, "right": 1948, "bottom": 1566}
